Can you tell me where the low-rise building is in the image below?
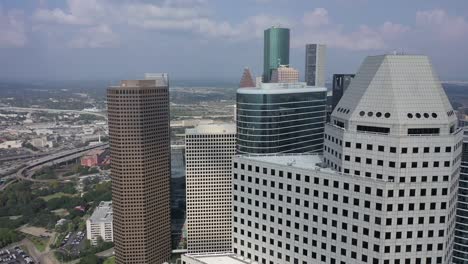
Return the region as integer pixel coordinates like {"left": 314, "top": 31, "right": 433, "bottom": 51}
{"left": 86, "top": 201, "right": 113, "bottom": 245}
{"left": 0, "top": 140, "right": 22, "bottom": 149}
{"left": 81, "top": 149, "right": 108, "bottom": 167}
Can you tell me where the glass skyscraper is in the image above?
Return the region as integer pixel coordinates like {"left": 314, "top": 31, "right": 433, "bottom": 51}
{"left": 263, "top": 27, "right": 290, "bottom": 83}
{"left": 454, "top": 128, "right": 468, "bottom": 264}
{"left": 236, "top": 82, "right": 327, "bottom": 154}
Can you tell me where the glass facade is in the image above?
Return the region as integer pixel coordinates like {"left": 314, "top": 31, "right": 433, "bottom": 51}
{"left": 263, "top": 27, "right": 290, "bottom": 82}
{"left": 237, "top": 89, "right": 327, "bottom": 154}
{"left": 454, "top": 129, "right": 468, "bottom": 264}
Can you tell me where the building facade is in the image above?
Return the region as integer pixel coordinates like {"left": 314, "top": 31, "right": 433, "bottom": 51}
{"left": 305, "top": 44, "right": 326, "bottom": 87}
{"left": 86, "top": 201, "right": 113, "bottom": 245}
{"left": 107, "top": 78, "right": 171, "bottom": 264}
{"left": 270, "top": 66, "right": 299, "bottom": 83}
{"left": 232, "top": 55, "right": 462, "bottom": 264}
{"left": 237, "top": 82, "right": 327, "bottom": 155}
{"left": 263, "top": 27, "right": 290, "bottom": 83}
{"left": 453, "top": 128, "right": 468, "bottom": 264}
{"left": 185, "top": 124, "right": 236, "bottom": 253}
{"left": 331, "top": 74, "right": 355, "bottom": 111}
{"left": 240, "top": 68, "right": 256, "bottom": 88}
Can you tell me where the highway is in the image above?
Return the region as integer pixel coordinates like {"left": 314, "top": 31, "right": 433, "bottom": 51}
{"left": 0, "top": 106, "right": 107, "bottom": 119}
{"left": 0, "top": 143, "right": 109, "bottom": 190}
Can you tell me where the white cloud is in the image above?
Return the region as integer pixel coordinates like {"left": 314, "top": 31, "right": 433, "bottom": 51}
{"left": 293, "top": 8, "right": 408, "bottom": 50}
{"left": 33, "top": 8, "right": 92, "bottom": 25}
{"left": 302, "top": 8, "right": 329, "bottom": 28}
{"left": 0, "top": 8, "right": 27, "bottom": 48}
{"left": 68, "top": 24, "right": 119, "bottom": 48}
{"left": 416, "top": 9, "right": 468, "bottom": 39}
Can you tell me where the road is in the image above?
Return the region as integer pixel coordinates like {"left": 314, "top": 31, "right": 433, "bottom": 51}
{"left": 0, "top": 143, "right": 108, "bottom": 190}
{"left": 0, "top": 106, "right": 107, "bottom": 119}
{"left": 15, "top": 143, "right": 109, "bottom": 182}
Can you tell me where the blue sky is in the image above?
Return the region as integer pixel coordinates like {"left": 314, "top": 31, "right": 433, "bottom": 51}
{"left": 1, "top": 0, "right": 468, "bottom": 82}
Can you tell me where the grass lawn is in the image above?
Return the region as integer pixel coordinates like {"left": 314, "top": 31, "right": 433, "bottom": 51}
{"left": 27, "top": 235, "right": 48, "bottom": 252}
{"left": 103, "top": 256, "right": 115, "bottom": 264}
{"left": 40, "top": 192, "right": 74, "bottom": 201}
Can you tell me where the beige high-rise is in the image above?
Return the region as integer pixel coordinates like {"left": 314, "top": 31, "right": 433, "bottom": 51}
{"left": 185, "top": 124, "right": 236, "bottom": 253}
{"left": 107, "top": 78, "right": 171, "bottom": 264}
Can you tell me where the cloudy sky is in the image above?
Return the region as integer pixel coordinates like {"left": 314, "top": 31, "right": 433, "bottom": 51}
{"left": 1, "top": 0, "right": 468, "bottom": 82}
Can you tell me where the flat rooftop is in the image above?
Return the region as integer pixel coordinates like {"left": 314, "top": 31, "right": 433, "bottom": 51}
{"left": 89, "top": 201, "right": 112, "bottom": 224}
{"left": 186, "top": 123, "right": 236, "bottom": 135}
{"left": 238, "top": 82, "right": 326, "bottom": 95}
{"left": 183, "top": 254, "right": 257, "bottom": 264}
{"left": 236, "top": 154, "right": 335, "bottom": 173}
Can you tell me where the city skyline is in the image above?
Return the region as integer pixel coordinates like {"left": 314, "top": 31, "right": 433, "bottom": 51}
{"left": 1, "top": 1, "right": 468, "bottom": 81}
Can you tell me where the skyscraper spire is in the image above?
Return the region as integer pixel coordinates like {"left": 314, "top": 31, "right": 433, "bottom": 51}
{"left": 239, "top": 67, "right": 255, "bottom": 88}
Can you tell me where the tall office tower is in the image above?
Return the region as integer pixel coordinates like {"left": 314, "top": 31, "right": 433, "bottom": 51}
{"left": 107, "top": 78, "right": 171, "bottom": 264}
{"left": 185, "top": 124, "right": 237, "bottom": 253}
{"left": 263, "top": 27, "right": 290, "bottom": 83}
{"left": 232, "top": 55, "right": 462, "bottom": 264}
{"left": 239, "top": 68, "right": 255, "bottom": 88}
{"left": 305, "top": 44, "right": 326, "bottom": 87}
{"left": 453, "top": 127, "right": 468, "bottom": 264}
{"left": 270, "top": 65, "right": 299, "bottom": 83}
{"left": 332, "top": 74, "right": 355, "bottom": 111}
{"left": 237, "top": 82, "right": 327, "bottom": 154}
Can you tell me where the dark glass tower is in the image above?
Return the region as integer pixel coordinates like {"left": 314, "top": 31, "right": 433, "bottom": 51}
{"left": 237, "top": 82, "right": 327, "bottom": 154}
{"left": 331, "top": 74, "right": 355, "bottom": 111}
{"left": 454, "top": 128, "right": 468, "bottom": 264}
{"left": 263, "top": 27, "right": 290, "bottom": 83}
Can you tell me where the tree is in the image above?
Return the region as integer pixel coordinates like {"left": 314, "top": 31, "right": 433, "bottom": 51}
{"left": 78, "top": 254, "right": 101, "bottom": 264}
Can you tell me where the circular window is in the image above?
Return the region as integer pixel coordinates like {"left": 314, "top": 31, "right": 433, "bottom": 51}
{"left": 416, "top": 113, "right": 421, "bottom": 118}
{"left": 376, "top": 112, "right": 382, "bottom": 117}
{"left": 432, "top": 113, "right": 437, "bottom": 118}
{"left": 359, "top": 111, "right": 365, "bottom": 116}
{"left": 385, "top": 113, "right": 391, "bottom": 118}
{"left": 423, "top": 113, "right": 429, "bottom": 118}
{"left": 368, "top": 112, "right": 373, "bottom": 117}
{"left": 407, "top": 113, "right": 413, "bottom": 118}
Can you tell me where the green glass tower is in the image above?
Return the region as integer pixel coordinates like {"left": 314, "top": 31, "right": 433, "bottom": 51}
{"left": 263, "top": 27, "right": 290, "bottom": 82}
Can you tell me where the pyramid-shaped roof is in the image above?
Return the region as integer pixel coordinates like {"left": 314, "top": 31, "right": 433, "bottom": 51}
{"left": 332, "top": 55, "right": 456, "bottom": 127}
{"left": 239, "top": 68, "right": 255, "bottom": 88}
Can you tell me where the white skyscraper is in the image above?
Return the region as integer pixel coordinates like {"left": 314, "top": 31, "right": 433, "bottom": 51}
{"left": 185, "top": 124, "right": 237, "bottom": 253}
{"left": 305, "top": 44, "right": 326, "bottom": 87}
{"left": 232, "top": 55, "right": 462, "bottom": 264}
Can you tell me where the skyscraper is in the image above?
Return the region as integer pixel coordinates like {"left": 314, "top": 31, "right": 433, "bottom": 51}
{"left": 232, "top": 55, "right": 462, "bottom": 264}
{"left": 331, "top": 74, "right": 355, "bottom": 111}
{"left": 236, "top": 82, "right": 327, "bottom": 154}
{"left": 305, "top": 44, "right": 326, "bottom": 87}
{"left": 107, "top": 78, "right": 171, "bottom": 264}
{"left": 453, "top": 127, "right": 468, "bottom": 264}
{"left": 270, "top": 65, "right": 300, "bottom": 83}
{"left": 239, "top": 67, "right": 255, "bottom": 88}
{"left": 185, "top": 124, "right": 236, "bottom": 253}
{"left": 263, "top": 27, "right": 290, "bottom": 83}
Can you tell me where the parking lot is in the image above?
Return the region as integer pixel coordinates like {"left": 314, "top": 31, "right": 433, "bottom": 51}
{"left": 0, "top": 246, "right": 37, "bottom": 264}
{"left": 59, "top": 231, "right": 86, "bottom": 256}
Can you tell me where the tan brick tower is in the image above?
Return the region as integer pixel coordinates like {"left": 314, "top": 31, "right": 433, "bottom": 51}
{"left": 107, "top": 77, "right": 171, "bottom": 264}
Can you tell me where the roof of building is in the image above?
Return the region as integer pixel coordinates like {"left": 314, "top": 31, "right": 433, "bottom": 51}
{"left": 239, "top": 68, "right": 256, "bottom": 88}
{"left": 238, "top": 82, "right": 326, "bottom": 94}
{"left": 332, "top": 54, "right": 456, "bottom": 127}
{"left": 184, "top": 253, "right": 257, "bottom": 264}
{"left": 186, "top": 123, "right": 236, "bottom": 135}
{"left": 88, "top": 201, "right": 112, "bottom": 224}
{"left": 236, "top": 154, "right": 334, "bottom": 173}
